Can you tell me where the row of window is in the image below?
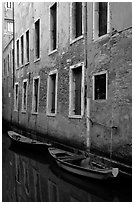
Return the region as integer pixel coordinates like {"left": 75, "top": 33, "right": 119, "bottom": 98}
{"left": 3, "top": 49, "right": 13, "bottom": 76}
{"left": 16, "top": 2, "right": 110, "bottom": 68}
{"left": 14, "top": 63, "right": 107, "bottom": 118}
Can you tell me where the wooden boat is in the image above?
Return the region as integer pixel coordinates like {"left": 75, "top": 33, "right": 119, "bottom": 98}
{"left": 8, "top": 131, "right": 51, "bottom": 149}
{"left": 48, "top": 147, "right": 119, "bottom": 180}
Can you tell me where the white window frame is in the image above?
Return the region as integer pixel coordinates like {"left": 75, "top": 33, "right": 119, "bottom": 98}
{"left": 32, "top": 76, "right": 40, "bottom": 114}
{"left": 25, "top": 29, "right": 30, "bottom": 65}
{"left": 14, "top": 82, "right": 19, "bottom": 111}
{"left": 22, "top": 79, "right": 28, "bottom": 113}
{"left": 7, "top": 21, "right": 13, "bottom": 33}
{"left": 92, "top": 70, "right": 108, "bottom": 101}
{"left": 69, "top": 62, "right": 85, "bottom": 118}
{"left": 20, "top": 34, "right": 24, "bottom": 66}
{"left": 47, "top": 69, "right": 58, "bottom": 116}
{"left": 93, "top": 2, "right": 110, "bottom": 41}
{"left": 16, "top": 38, "right": 20, "bottom": 69}
{"left": 49, "top": 2, "right": 58, "bottom": 55}
{"left": 34, "top": 18, "right": 41, "bottom": 62}
{"left": 70, "top": 2, "right": 84, "bottom": 44}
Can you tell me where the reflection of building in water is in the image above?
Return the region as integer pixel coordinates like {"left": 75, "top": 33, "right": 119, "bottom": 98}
{"left": 3, "top": 144, "right": 130, "bottom": 202}
{"left": 33, "top": 168, "right": 42, "bottom": 201}
{"left": 48, "top": 179, "right": 59, "bottom": 202}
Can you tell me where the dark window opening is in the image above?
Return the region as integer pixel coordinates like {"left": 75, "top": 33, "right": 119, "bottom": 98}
{"left": 17, "top": 40, "right": 19, "bottom": 67}
{"left": 33, "top": 78, "right": 39, "bottom": 112}
{"left": 50, "top": 3, "right": 57, "bottom": 51}
{"left": 23, "top": 82, "right": 27, "bottom": 110}
{"left": 21, "top": 35, "right": 24, "bottom": 65}
{"left": 15, "top": 84, "right": 19, "bottom": 109}
{"left": 4, "top": 59, "right": 6, "bottom": 75}
{"left": 7, "top": 2, "right": 11, "bottom": 8}
{"left": 26, "top": 30, "right": 29, "bottom": 62}
{"left": 48, "top": 73, "right": 56, "bottom": 114}
{"left": 94, "top": 73, "right": 106, "bottom": 100}
{"left": 7, "top": 54, "right": 10, "bottom": 74}
{"left": 72, "top": 2, "right": 82, "bottom": 39}
{"left": 72, "top": 66, "right": 82, "bottom": 115}
{"left": 35, "top": 19, "right": 40, "bottom": 59}
{"left": 99, "top": 2, "right": 107, "bottom": 37}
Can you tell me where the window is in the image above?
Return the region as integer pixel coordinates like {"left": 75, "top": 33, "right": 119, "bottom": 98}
{"left": 47, "top": 70, "right": 58, "bottom": 115}
{"left": 50, "top": 3, "right": 57, "bottom": 52}
{"left": 7, "top": 54, "right": 10, "bottom": 75}
{"left": 69, "top": 62, "right": 84, "bottom": 117}
{"left": 7, "top": 21, "right": 13, "bottom": 32}
{"left": 21, "top": 35, "right": 24, "bottom": 65}
{"left": 93, "top": 2, "right": 110, "bottom": 40}
{"left": 7, "top": 2, "right": 12, "bottom": 8}
{"left": 71, "top": 2, "right": 83, "bottom": 42}
{"left": 14, "top": 83, "right": 19, "bottom": 111}
{"left": 17, "top": 39, "right": 19, "bottom": 68}
{"left": 3, "top": 59, "right": 6, "bottom": 76}
{"left": 22, "top": 79, "right": 28, "bottom": 112}
{"left": 32, "top": 77, "right": 40, "bottom": 113}
{"left": 93, "top": 72, "right": 107, "bottom": 100}
{"left": 26, "top": 30, "right": 30, "bottom": 63}
{"left": 35, "top": 19, "right": 40, "bottom": 59}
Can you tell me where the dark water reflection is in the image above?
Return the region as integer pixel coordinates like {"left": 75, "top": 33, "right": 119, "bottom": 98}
{"left": 2, "top": 131, "right": 132, "bottom": 202}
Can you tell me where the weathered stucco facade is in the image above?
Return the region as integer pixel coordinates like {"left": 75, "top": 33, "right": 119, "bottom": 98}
{"left": 2, "top": 2, "right": 132, "bottom": 167}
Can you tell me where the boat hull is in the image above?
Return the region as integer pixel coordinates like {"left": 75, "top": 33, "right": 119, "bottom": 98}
{"left": 56, "top": 160, "right": 112, "bottom": 180}
{"left": 8, "top": 131, "right": 51, "bottom": 150}
{"left": 48, "top": 147, "right": 118, "bottom": 180}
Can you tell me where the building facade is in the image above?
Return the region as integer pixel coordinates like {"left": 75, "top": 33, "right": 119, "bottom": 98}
{"left": 2, "top": 2, "right": 132, "bottom": 167}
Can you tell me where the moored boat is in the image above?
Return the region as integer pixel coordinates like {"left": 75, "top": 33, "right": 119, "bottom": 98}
{"left": 8, "top": 131, "right": 51, "bottom": 149}
{"left": 48, "top": 147, "right": 119, "bottom": 180}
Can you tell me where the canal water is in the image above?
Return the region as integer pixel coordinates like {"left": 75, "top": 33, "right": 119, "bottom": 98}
{"left": 2, "top": 130, "right": 132, "bottom": 202}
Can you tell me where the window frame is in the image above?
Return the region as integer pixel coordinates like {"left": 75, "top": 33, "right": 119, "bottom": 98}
{"left": 93, "top": 2, "right": 110, "bottom": 41}
{"left": 34, "top": 18, "right": 41, "bottom": 62}
{"left": 70, "top": 2, "right": 84, "bottom": 44}
{"left": 49, "top": 2, "right": 58, "bottom": 55}
{"left": 92, "top": 71, "right": 108, "bottom": 101}
{"left": 20, "top": 34, "right": 24, "bottom": 66}
{"left": 14, "top": 82, "right": 19, "bottom": 111}
{"left": 6, "top": 2, "right": 12, "bottom": 9}
{"left": 69, "top": 62, "right": 85, "bottom": 118}
{"left": 32, "top": 76, "right": 40, "bottom": 114}
{"left": 22, "top": 79, "right": 28, "bottom": 113}
{"left": 25, "top": 29, "right": 30, "bottom": 64}
{"left": 16, "top": 38, "right": 20, "bottom": 69}
{"left": 47, "top": 69, "right": 58, "bottom": 116}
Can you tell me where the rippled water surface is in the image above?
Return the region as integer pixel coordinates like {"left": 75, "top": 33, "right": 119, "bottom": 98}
{"left": 2, "top": 131, "right": 132, "bottom": 202}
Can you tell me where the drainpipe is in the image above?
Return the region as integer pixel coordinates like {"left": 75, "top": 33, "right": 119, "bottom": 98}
{"left": 84, "top": 3, "right": 90, "bottom": 150}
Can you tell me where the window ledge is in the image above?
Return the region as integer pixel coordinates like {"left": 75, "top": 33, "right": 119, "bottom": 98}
{"left": 47, "top": 113, "right": 56, "bottom": 117}
{"left": 93, "top": 99, "right": 107, "bottom": 102}
{"left": 20, "top": 64, "right": 25, "bottom": 68}
{"left": 34, "top": 57, "right": 40, "bottom": 63}
{"left": 93, "top": 33, "right": 110, "bottom": 42}
{"left": 25, "top": 62, "right": 30, "bottom": 66}
{"left": 68, "top": 115, "right": 83, "bottom": 119}
{"left": 48, "top": 49, "right": 58, "bottom": 56}
{"left": 14, "top": 109, "right": 18, "bottom": 112}
{"left": 70, "top": 35, "right": 84, "bottom": 45}
{"left": 21, "top": 110, "right": 27, "bottom": 113}
{"left": 31, "top": 112, "right": 38, "bottom": 115}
